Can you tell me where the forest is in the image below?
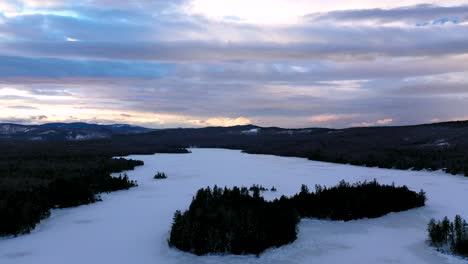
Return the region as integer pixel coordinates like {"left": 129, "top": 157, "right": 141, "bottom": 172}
{"left": 169, "top": 180, "right": 426, "bottom": 255}
{"left": 0, "top": 139, "right": 187, "bottom": 237}
{"left": 0, "top": 157, "right": 141, "bottom": 236}
{"left": 427, "top": 215, "right": 468, "bottom": 256}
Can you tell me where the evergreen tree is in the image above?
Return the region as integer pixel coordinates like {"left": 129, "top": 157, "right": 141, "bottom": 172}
{"left": 427, "top": 215, "right": 468, "bottom": 256}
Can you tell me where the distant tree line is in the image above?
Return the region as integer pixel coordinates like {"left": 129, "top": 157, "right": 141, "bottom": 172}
{"left": 428, "top": 215, "right": 468, "bottom": 256}
{"left": 169, "top": 180, "right": 426, "bottom": 255}
{"left": 306, "top": 147, "right": 468, "bottom": 176}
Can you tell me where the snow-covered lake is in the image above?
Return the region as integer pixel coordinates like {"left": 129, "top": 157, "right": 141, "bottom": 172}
{"left": 1, "top": 148, "right": 468, "bottom": 264}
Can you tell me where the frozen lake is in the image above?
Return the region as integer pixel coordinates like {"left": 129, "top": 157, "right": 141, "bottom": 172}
{"left": 1, "top": 148, "right": 468, "bottom": 264}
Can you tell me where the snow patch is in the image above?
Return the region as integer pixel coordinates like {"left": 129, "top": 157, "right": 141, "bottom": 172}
{"left": 38, "top": 130, "right": 57, "bottom": 135}
{"left": 0, "top": 125, "right": 34, "bottom": 135}
{"left": 241, "top": 128, "right": 260, "bottom": 134}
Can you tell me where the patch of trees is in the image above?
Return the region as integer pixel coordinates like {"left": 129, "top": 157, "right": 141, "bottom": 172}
{"left": 168, "top": 186, "right": 299, "bottom": 255}
{"left": 428, "top": 215, "right": 468, "bottom": 256}
{"left": 154, "top": 172, "right": 168, "bottom": 179}
{"left": 169, "top": 180, "right": 426, "bottom": 255}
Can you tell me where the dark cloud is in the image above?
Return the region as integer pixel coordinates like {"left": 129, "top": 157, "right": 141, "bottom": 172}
{"left": 1, "top": 31, "right": 467, "bottom": 62}
{"left": 392, "top": 83, "right": 468, "bottom": 96}
{"left": 0, "top": 117, "right": 32, "bottom": 124}
{"left": 2, "top": 55, "right": 467, "bottom": 85}
{"left": 0, "top": 115, "right": 46, "bottom": 124}
{"left": 0, "top": 56, "right": 173, "bottom": 77}
{"left": 31, "top": 115, "right": 48, "bottom": 120}
{"left": 306, "top": 4, "right": 468, "bottom": 24}
{"left": 7, "top": 105, "right": 38, "bottom": 109}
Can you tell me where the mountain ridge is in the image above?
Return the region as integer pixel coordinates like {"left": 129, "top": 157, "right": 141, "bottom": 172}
{"left": 0, "top": 122, "right": 153, "bottom": 141}
{"left": 0, "top": 121, "right": 468, "bottom": 141}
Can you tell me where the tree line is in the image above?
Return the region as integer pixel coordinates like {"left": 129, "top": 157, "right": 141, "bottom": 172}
{"left": 169, "top": 180, "right": 426, "bottom": 255}
{"left": 306, "top": 147, "right": 468, "bottom": 176}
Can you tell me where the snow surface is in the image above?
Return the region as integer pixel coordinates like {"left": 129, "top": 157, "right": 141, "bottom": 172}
{"left": 241, "top": 128, "right": 260, "bottom": 134}
{"left": 1, "top": 148, "right": 468, "bottom": 264}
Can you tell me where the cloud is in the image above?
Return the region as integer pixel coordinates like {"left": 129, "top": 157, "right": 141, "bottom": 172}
{"left": 0, "top": 2, "right": 17, "bottom": 13}
{"left": 3, "top": 31, "right": 468, "bottom": 62}
{"left": 7, "top": 105, "right": 38, "bottom": 109}
{"left": 0, "top": 117, "right": 32, "bottom": 124}
{"left": 188, "top": 117, "right": 252, "bottom": 127}
{"left": 376, "top": 118, "right": 393, "bottom": 125}
{"left": 394, "top": 83, "right": 468, "bottom": 95}
{"left": 0, "top": 56, "right": 173, "bottom": 78}
{"left": 306, "top": 4, "right": 468, "bottom": 25}
{"left": 0, "top": 115, "right": 47, "bottom": 124}
{"left": 2, "top": 8, "right": 468, "bottom": 62}
{"left": 189, "top": 0, "right": 468, "bottom": 24}
{"left": 15, "top": 0, "right": 64, "bottom": 9}
{"left": 308, "top": 114, "right": 358, "bottom": 123}
{"left": 31, "top": 115, "right": 48, "bottom": 120}
{"left": 352, "top": 118, "right": 394, "bottom": 127}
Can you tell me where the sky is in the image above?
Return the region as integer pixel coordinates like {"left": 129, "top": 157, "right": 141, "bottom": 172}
{"left": 1, "top": 0, "right": 468, "bottom": 128}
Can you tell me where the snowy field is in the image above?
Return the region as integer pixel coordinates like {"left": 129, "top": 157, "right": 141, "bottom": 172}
{"left": 1, "top": 148, "right": 468, "bottom": 264}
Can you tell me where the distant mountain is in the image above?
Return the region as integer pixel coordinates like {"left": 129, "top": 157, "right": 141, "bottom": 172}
{"left": 0, "top": 122, "right": 153, "bottom": 141}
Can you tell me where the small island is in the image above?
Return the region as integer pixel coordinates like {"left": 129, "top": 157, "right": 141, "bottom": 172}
{"left": 248, "top": 184, "right": 268, "bottom": 192}
{"left": 154, "top": 172, "right": 168, "bottom": 179}
{"left": 169, "top": 180, "right": 426, "bottom": 255}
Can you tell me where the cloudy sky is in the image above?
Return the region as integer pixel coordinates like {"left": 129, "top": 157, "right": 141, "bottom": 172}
{"left": 1, "top": 0, "right": 468, "bottom": 128}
